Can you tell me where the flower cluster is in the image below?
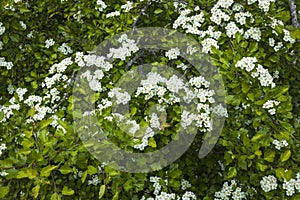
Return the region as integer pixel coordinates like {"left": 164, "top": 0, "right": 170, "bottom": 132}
{"left": 106, "top": 11, "right": 120, "bottom": 18}
{"left": 272, "top": 139, "right": 288, "bottom": 150}
{"left": 108, "top": 88, "right": 131, "bottom": 105}
{"left": 0, "top": 143, "right": 7, "bottom": 156}
{"left": 214, "top": 180, "right": 247, "bottom": 200}
{"left": 235, "top": 57, "right": 275, "bottom": 88}
{"left": 243, "top": 27, "right": 261, "bottom": 41}
{"left": 58, "top": 43, "right": 73, "bottom": 55}
{"left": 225, "top": 22, "right": 244, "bottom": 38}
{"left": 260, "top": 175, "right": 278, "bottom": 192}
{"left": 181, "top": 179, "right": 192, "bottom": 190}
{"left": 0, "top": 57, "right": 14, "bottom": 70}
{"left": 210, "top": 5, "right": 231, "bottom": 25}
{"left": 262, "top": 100, "right": 280, "bottom": 115}
{"left": 0, "top": 22, "right": 5, "bottom": 35}
{"left": 283, "top": 173, "right": 300, "bottom": 196}
{"left": 173, "top": 9, "right": 205, "bottom": 35}
{"left": 283, "top": 29, "right": 296, "bottom": 44}
{"left": 121, "top": 1, "right": 133, "bottom": 12}
{"left": 95, "top": 0, "right": 107, "bottom": 12}
{"left": 45, "top": 38, "right": 55, "bottom": 48}
{"left": 201, "top": 38, "right": 219, "bottom": 54}
{"left": 234, "top": 11, "right": 253, "bottom": 25}
{"left": 88, "top": 175, "right": 100, "bottom": 186}
{"left": 165, "top": 47, "right": 181, "bottom": 60}
{"left": 141, "top": 176, "right": 197, "bottom": 200}
{"left": 107, "top": 34, "right": 139, "bottom": 60}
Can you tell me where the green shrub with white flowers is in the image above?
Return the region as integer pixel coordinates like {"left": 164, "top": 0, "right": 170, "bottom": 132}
{"left": 0, "top": 0, "right": 300, "bottom": 199}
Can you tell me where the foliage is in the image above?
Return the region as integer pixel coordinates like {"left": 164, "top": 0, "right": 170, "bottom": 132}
{"left": 0, "top": 0, "right": 300, "bottom": 199}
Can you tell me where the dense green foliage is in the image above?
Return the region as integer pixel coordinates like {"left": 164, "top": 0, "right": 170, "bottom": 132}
{"left": 0, "top": 0, "right": 300, "bottom": 199}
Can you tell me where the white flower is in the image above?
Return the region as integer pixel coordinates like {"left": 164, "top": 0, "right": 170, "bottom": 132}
{"left": 283, "top": 29, "right": 295, "bottom": 44}
{"left": 45, "top": 38, "right": 55, "bottom": 48}
{"left": 260, "top": 175, "right": 278, "bottom": 192}
{"left": 165, "top": 47, "right": 180, "bottom": 60}
{"left": 216, "top": 0, "right": 234, "bottom": 9}
{"left": 272, "top": 139, "right": 288, "bottom": 150}
{"left": 19, "top": 21, "right": 26, "bottom": 29}
{"left": 95, "top": 0, "right": 107, "bottom": 12}
{"left": 201, "top": 38, "right": 219, "bottom": 53}
{"left": 121, "top": 1, "right": 133, "bottom": 12}
{"left": 0, "top": 22, "right": 5, "bottom": 35}
{"left": 0, "top": 171, "right": 8, "bottom": 176}
{"left": 235, "top": 57, "right": 257, "bottom": 72}
{"left": 0, "top": 143, "right": 7, "bottom": 156}
{"left": 58, "top": 43, "right": 73, "bottom": 55}
{"left": 181, "top": 179, "right": 192, "bottom": 190}
{"left": 269, "top": 38, "right": 275, "bottom": 47}
{"left": 106, "top": 11, "right": 120, "bottom": 18}
{"left": 244, "top": 27, "right": 261, "bottom": 41}
{"left": 0, "top": 57, "right": 14, "bottom": 70}
{"left": 234, "top": 11, "right": 252, "bottom": 25}
{"left": 16, "top": 88, "right": 28, "bottom": 101}
{"left": 225, "top": 22, "right": 244, "bottom": 38}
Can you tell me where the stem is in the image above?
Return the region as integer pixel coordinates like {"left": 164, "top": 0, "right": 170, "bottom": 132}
{"left": 289, "top": 0, "right": 300, "bottom": 28}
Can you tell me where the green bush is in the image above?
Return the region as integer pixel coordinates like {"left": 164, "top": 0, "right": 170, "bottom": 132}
{"left": 0, "top": 0, "right": 299, "bottom": 199}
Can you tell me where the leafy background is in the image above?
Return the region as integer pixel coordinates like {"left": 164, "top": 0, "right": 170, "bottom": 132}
{"left": 0, "top": 0, "right": 299, "bottom": 199}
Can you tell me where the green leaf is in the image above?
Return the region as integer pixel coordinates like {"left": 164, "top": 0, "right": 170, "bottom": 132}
{"left": 257, "top": 162, "right": 268, "bottom": 172}
{"left": 39, "top": 119, "right": 53, "bottom": 130}
{"left": 81, "top": 171, "right": 88, "bottom": 183}
{"left": 99, "top": 185, "right": 105, "bottom": 199}
{"left": 40, "top": 165, "right": 58, "bottom": 177}
{"left": 280, "top": 150, "right": 291, "bottom": 162}
{"left": 227, "top": 167, "right": 237, "bottom": 179}
{"left": 0, "top": 111, "right": 4, "bottom": 121}
{"left": 62, "top": 186, "right": 74, "bottom": 196}
{"left": 2, "top": 35, "right": 9, "bottom": 44}
{"left": 112, "top": 191, "right": 119, "bottom": 200}
{"left": 248, "top": 42, "right": 258, "bottom": 53}
{"left": 50, "top": 193, "right": 61, "bottom": 200}
{"left": 148, "top": 137, "right": 157, "bottom": 148}
{"left": 0, "top": 186, "right": 9, "bottom": 198}
{"left": 154, "top": 9, "right": 163, "bottom": 14}
{"left": 264, "top": 150, "right": 275, "bottom": 162}
{"left": 17, "top": 168, "right": 37, "bottom": 179}
{"left": 59, "top": 165, "right": 73, "bottom": 174}
{"left": 87, "top": 165, "right": 98, "bottom": 175}
{"left": 32, "top": 184, "right": 40, "bottom": 198}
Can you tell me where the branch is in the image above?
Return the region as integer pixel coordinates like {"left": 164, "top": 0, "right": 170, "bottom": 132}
{"left": 289, "top": 0, "right": 300, "bottom": 28}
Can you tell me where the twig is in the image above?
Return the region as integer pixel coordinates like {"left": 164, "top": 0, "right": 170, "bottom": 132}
{"left": 289, "top": 0, "right": 300, "bottom": 28}
{"left": 49, "top": 158, "right": 59, "bottom": 200}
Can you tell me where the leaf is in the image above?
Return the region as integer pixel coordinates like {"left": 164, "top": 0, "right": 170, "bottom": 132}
{"left": 39, "top": 119, "right": 53, "bottom": 130}
{"left": 2, "top": 35, "right": 9, "bottom": 44}
{"left": 0, "top": 186, "right": 9, "bottom": 198}
{"left": 280, "top": 150, "right": 291, "bottom": 162}
{"left": 257, "top": 162, "right": 268, "bottom": 172}
{"left": 264, "top": 151, "right": 275, "bottom": 162}
{"left": 62, "top": 186, "right": 74, "bottom": 196}
{"left": 148, "top": 137, "right": 157, "bottom": 148}
{"left": 87, "top": 165, "right": 98, "bottom": 175}
{"left": 81, "top": 170, "right": 88, "bottom": 183}
{"left": 154, "top": 9, "right": 163, "bottom": 14}
{"left": 0, "top": 111, "right": 4, "bottom": 122}
{"left": 98, "top": 185, "right": 105, "bottom": 199}
{"left": 227, "top": 167, "right": 237, "bottom": 179}
{"left": 40, "top": 165, "right": 58, "bottom": 177}
{"left": 112, "top": 191, "right": 119, "bottom": 200}
{"left": 17, "top": 168, "right": 37, "bottom": 179}
{"left": 32, "top": 184, "right": 40, "bottom": 198}
{"left": 59, "top": 165, "right": 73, "bottom": 174}
{"left": 248, "top": 42, "right": 258, "bottom": 53}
